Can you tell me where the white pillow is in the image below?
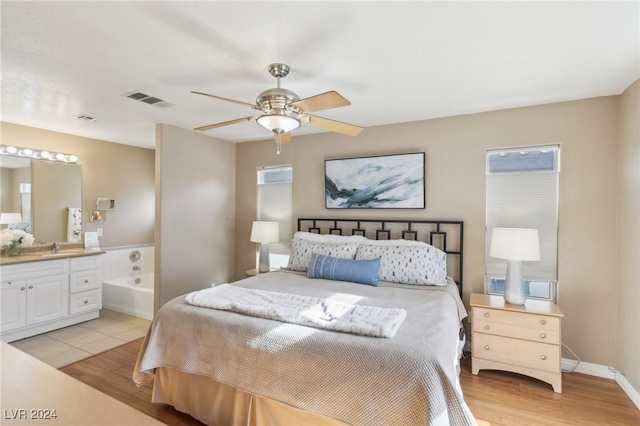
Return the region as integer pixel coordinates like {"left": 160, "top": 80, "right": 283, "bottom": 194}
{"left": 293, "top": 231, "right": 368, "bottom": 244}
{"left": 355, "top": 243, "right": 448, "bottom": 286}
{"left": 286, "top": 240, "right": 361, "bottom": 272}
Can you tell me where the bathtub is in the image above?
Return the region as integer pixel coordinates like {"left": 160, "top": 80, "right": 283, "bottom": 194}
{"left": 102, "top": 273, "right": 154, "bottom": 320}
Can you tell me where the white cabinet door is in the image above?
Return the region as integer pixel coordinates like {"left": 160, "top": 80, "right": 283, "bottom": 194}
{"left": 26, "top": 274, "right": 69, "bottom": 326}
{"left": 1, "top": 280, "right": 27, "bottom": 332}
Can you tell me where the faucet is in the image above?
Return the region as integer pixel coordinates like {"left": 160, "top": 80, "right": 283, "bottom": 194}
{"left": 48, "top": 242, "right": 59, "bottom": 254}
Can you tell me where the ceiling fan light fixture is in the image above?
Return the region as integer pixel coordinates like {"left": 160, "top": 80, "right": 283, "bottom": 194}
{"left": 256, "top": 114, "right": 300, "bottom": 134}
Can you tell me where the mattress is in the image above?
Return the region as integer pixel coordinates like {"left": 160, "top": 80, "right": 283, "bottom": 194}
{"left": 134, "top": 270, "right": 476, "bottom": 425}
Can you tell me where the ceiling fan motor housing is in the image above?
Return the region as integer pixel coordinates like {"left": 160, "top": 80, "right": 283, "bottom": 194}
{"left": 256, "top": 88, "right": 300, "bottom": 112}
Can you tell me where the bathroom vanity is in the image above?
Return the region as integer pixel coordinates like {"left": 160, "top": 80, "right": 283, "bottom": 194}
{"left": 0, "top": 249, "right": 104, "bottom": 343}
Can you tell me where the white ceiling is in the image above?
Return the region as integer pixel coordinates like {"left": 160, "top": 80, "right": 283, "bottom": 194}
{"left": 2, "top": 1, "right": 638, "bottom": 150}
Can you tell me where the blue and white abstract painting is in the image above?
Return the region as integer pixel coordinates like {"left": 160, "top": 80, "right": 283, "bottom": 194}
{"left": 325, "top": 153, "right": 425, "bottom": 209}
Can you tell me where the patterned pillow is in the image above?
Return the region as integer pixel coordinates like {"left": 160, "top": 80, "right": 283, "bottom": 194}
{"left": 355, "top": 244, "right": 447, "bottom": 285}
{"left": 286, "top": 240, "right": 361, "bottom": 272}
{"left": 307, "top": 253, "right": 381, "bottom": 286}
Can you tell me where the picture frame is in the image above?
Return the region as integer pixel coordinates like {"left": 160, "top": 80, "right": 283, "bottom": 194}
{"left": 325, "top": 152, "right": 425, "bottom": 209}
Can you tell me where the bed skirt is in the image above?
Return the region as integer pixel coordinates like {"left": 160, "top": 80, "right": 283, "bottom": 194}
{"left": 153, "top": 367, "right": 348, "bottom": 426}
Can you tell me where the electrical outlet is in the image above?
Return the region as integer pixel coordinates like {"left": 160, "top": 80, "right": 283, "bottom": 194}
{"left": 97, "top": 228, "right": 103, "bottom": 237}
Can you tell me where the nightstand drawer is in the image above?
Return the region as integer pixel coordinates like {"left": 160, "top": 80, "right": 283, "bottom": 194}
{"left": 474, "top": 320, "right": 560, "bottom": 344}
{"left": 473, "top": 333, "right": 560, "bottom": 373}
{"left": 474, "top": 307, "right": 560, "bottom": 332}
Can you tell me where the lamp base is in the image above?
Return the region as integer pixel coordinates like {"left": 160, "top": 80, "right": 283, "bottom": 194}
{"left": 504, "top": 260, "right": 526, "bottom": 305}
{"left": 258, "top": 243, "right": 271, "bottom": 273}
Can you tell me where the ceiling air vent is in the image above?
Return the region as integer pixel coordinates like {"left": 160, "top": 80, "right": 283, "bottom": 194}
{"left": 74, "top": 114, "right": 97, "bottom": 122}
{"left": 125, "top": 91, "right": 165, "bottom": 105}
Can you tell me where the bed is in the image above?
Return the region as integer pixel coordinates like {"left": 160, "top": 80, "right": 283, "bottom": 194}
{"left": 134, "top": 218, "right": 476, "bottom": 425}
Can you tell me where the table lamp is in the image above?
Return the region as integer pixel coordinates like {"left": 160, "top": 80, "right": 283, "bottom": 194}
{"left": 489, "top": 227, "right": 540, "bottom": 305}
{"left": 250, "top": 221, "right": 280, "bottom": 272}
{"left": 0, "top": 213, "right": 22, "bottom": 228}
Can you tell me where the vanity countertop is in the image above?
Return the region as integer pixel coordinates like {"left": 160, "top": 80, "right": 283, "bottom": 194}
{"left": 0, "top": 246, "right": 105, "bottom": 266}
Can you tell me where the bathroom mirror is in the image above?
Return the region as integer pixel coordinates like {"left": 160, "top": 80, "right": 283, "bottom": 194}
{"left": 0, "top": 157, "right": 82, "bottom": 243}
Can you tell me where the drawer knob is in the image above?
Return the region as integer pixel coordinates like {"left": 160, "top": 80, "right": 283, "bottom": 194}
{"left": 84, "top": 279, "right": 89, "bottom": 283}
{"left": 28, "top": 285, "right": 34, "bottom": 289}
{"left": 484, "top": 325, "right": 490, "bottom": 331}
{"left": 84, "top": 300, "right": 89, "bottom": 304}
{"left": 484, "top": 345, "right": 490, "bottom": 350}
{"left": 7, "top": 281, "right": 11, "bottom": 285}
{"left": 484, "top": 312, "right": 490, "bottom": 318}
{"left": 540, "top": 333, "right": 547, "bottom": 339}
{"left": 20, "top": 287, "right": 25, "bottom": 291}
{"left": 540, "top": 319, "right": 547, "bottom": 325}
{"left": 540, "top": 355, "right": 547, "bottom": 360}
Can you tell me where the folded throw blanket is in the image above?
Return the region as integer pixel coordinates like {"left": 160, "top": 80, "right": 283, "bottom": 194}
{"left": 186, "top": 284, "right": 406, "bottom": 338}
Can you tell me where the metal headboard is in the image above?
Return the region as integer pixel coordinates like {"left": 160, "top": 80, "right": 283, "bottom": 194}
{"left": 297, "top": 218, "right": 464, "bottom": 296}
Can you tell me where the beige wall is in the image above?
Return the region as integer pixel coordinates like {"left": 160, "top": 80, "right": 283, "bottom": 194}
{"left": 236, "top": 96, "right": 620, "bottom": 368}
{"left": 0, "top": 122, "right": 155, "bottom": 247}
{"left": 616, "top": 79, "right": 640, "bottom": 392}
{"left": 155, "top": 124, "right": 236, "bottom": 309}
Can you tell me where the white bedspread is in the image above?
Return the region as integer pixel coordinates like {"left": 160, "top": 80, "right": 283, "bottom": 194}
{"left": 135, "top": 271, "right": 476, "bottom": 426}
{"left": 186, "top": 283, "right": 407, "bottom": 338}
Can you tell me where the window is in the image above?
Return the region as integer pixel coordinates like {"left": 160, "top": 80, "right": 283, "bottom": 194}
{"left": 257, "top": 165, "right": 293, "bottom": 269}
{"left": 485, "top": 145, "right": 560, "bottom": 301}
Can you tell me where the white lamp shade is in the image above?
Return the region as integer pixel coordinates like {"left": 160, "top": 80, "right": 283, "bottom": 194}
{"left": 0, "top": 213, "right": 22, "bottom": 225}
{"left": 489, "top": 228, "right": 540, "bottom": 261}
{"left": 250, "top": 221, "right": 280, "bottom": 243}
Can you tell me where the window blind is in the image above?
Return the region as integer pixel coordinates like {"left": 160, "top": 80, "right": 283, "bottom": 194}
{"left": 257, "top": 165, "right": 292, "bottom": 268}
{"left": 485, "top": 146, "right": 559, "bottom": 281}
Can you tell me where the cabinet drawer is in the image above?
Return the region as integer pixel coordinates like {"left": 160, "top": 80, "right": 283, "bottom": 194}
{"left": 473, "top": 333, "right": 560, "bottom": 373}
{"left": 474, "top": 320, "right": 560, "bottom": 344}
{"left": 70, "top": 270, "right": 101, "bottom": 293}
{"left": 69, "top": 290, "right": 101, "bottom": 315}
{"left": 1, "top": 259, "right": 69, "bottom": 281}
{"left": 70, "top": 255, "right": 102, "bottom": 272}
{"left": 474, "top": 307, "right": 560, "bottom": 332}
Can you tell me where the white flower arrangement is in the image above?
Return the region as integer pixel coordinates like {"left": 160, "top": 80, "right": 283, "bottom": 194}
{"left": 1, "top": 228, "right": 35, "bottom": 254}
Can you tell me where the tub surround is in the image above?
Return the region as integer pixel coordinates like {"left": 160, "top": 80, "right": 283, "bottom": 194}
{"left": 0, "top": 249, "right": 104, "bottom": 342}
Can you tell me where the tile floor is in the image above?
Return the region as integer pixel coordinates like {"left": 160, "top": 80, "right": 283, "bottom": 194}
{"left": 9, "top": 309, "right": 151, "bottom": 369}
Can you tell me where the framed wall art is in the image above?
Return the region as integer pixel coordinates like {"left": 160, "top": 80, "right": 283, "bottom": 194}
{"left": 325, "top": 152, "right": 425, "bottom": 209}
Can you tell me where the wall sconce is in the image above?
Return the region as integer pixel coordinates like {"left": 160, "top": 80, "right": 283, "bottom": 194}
{"left": 0, "top": 144, "right": 78, "bottom": 163}
{"left": 89, "top": 198, "right": 116, "bottom": 222}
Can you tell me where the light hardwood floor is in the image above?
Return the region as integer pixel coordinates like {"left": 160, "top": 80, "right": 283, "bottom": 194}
{"left": 60, "top": 340, "right": 640, "bottom": 425}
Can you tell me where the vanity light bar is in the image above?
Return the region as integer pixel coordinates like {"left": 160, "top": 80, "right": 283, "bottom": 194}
{"left": 0, "top": 145, "right": 78, "bottom": 163}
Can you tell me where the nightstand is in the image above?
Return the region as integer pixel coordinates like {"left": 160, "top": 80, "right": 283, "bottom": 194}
{"left": 245, "top": 268, "right": 269, "bottom": 277}
{"left": 470, "top": 293, "right": 564, "bottom": 393}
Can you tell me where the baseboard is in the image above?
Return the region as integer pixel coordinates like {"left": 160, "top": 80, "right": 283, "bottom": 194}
{"left": 562, "top": 358, "right": 640, "bottom": 410}
{"left": 561, "top": 358, "right": 614, "bottom": 379}
{"left": 615, "top": 372, "right": 640, "bottom": 410}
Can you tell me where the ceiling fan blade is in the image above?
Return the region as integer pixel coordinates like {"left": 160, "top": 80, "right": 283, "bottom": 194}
{"left": 191, "top": 91, "right": 258, "bottom": 109}
{"left": 306, "top": 115, "right": 364, "bottom": 136}
{"left": 194, "top": 116, "right": 256, "bottom": 131}
{"left": 292, "top": 91, "right": 350, "bottom": 113}
{"left": 274, "top": 131, "right": 293, "bottom": 145}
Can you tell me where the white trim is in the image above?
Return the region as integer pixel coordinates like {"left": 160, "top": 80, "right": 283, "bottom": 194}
{"left": 561, "top": 358, "right": 614, "bottom": 379}
{"left": 562, "top": 358, "right": 640, "bottom": 411}
{"left": 616, "top": 372, "right": 640, "bottom": 411}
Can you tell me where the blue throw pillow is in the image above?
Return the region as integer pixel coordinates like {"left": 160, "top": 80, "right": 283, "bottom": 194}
{"left": 307, "top": 253, "right": 381, "bottom": 286}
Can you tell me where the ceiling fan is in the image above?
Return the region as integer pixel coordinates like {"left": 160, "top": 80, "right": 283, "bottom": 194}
{"left": 192, "top": 63, "right": 363, "bottom": 154}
